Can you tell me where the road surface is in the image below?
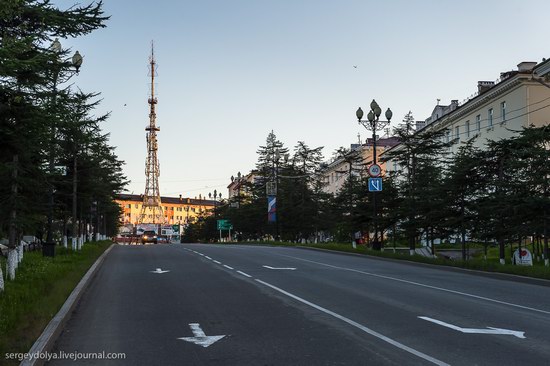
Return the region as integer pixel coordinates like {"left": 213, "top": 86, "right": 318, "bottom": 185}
{"left": 49, "top": 243, "right": 550, "bottom": 365}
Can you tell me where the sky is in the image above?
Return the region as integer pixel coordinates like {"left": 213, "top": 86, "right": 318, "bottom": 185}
{"left": 56, "top": 0, "right": 550, "bottom": 199}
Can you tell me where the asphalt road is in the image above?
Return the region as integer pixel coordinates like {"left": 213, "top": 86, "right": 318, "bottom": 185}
{"left": 49, "top": 243, "right": 550, "bottom": 365}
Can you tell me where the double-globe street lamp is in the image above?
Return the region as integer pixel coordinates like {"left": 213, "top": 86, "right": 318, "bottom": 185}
{"left": 46, "top": 38, "right": 83, "bottom": 246}
{"left": 356, "top": 99, "right": 392, "bottom": 250}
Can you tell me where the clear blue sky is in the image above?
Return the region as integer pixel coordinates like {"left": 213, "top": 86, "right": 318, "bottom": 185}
{"left": 58, "top": 0, "right": 549, "bottom": 198}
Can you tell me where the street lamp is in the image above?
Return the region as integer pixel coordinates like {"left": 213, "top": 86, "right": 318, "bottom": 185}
{"left": 356, "top": 99, "right": 392, "bottom": 250}
{"left": 208, "top": 190, "right": 222, "bottom": 218}
{"left": 46, "top": 38, "right": 84, "bottom": 246}
{"left": 230, "top": 171, "right": 244, "bottom": 208}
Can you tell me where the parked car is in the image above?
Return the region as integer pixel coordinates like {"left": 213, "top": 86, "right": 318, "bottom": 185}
{"left": 141, "top": 230, "right": 158, "bottom": 244}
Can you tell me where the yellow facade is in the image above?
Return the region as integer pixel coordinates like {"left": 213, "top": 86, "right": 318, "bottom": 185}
{"left": 115, "top": 194, "right": 217, "bottom": 225}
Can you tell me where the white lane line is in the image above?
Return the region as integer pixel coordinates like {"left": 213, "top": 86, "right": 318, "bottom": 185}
{"left": 255, "top": 279, "right": 449, "bottom": 366}
{"left": 223, "top": 265, "right": 234, "bottom": 270}
{"left": 263, "top": 265, "right": 296, "bottom": 270}
{"left": 213, "top": 260, "right": 221, "bottom": 264}
{"left": 198, "top": 253, "right": 204, "bottom": 256}
{"left": 280, "top": 254, "right": 550, "bottom": 316}
{"left": 204, "top": 256, "right": 212, "bottom": 260}
{"left": 237, "top": 270, "right": 252, "bottom": 278}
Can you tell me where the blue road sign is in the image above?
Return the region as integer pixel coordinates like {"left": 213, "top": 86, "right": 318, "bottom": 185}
{"left": 368, "top": 178, "right": 383, "bottom": 192}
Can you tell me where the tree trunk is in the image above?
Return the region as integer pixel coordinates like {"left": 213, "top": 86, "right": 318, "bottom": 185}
{"left": 0, "top": 265, "right": 4, "bottom": 292}
{"left": 498, "top": 158, "right": 505, "bottom": 265}
{"left": 430, "top": 227, "right": 436, "bottom": 258}
{"left": 544, "top": 209, "right": 549, "bottom": 266}
{"left": 72, "top": 155, "right": 78, "bottom": 249}
{"left": 62, "top": 216, "right": 68, "bottom": 248}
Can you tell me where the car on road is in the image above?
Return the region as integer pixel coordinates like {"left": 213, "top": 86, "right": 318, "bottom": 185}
{"left": 141, "top": 230, "right": 158, "bottom": 244}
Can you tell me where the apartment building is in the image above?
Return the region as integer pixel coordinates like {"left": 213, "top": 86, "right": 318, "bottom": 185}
{"left": 115, "top": 194, "right": 217, "bottom": 226}
{"left": 385, "top": 59, "right": 550, "bottom": 173}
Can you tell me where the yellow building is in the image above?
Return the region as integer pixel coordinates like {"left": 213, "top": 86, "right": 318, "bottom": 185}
{"left": 115, "top": 194, "right": 217, "bottom": 226}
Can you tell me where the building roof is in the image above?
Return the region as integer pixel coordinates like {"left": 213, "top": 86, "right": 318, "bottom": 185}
{"left": 115, "top": 193, "right": 216, "bottom": 206}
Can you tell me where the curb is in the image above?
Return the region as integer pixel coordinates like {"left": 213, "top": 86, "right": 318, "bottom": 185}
{"left": 21, "top": 244, "right": 114, "bottom": 366}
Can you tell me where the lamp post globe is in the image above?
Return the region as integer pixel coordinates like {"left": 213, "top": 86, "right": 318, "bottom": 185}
{"left": 385, "top": 108, "right": 393, "bottom": 121}
{"left": 356, "top": 107, "right": 364, "bottom": 121}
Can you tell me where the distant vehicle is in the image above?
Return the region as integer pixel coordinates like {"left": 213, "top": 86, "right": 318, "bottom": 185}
{"left": 141, "top": 230, "right": 158, "bottom": 244}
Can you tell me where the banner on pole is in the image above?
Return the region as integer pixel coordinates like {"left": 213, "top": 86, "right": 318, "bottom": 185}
{"left": 268, "top": 195, "right": 277, "bottom": 222}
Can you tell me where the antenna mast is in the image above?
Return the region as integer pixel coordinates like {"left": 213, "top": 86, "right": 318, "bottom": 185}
{"left": 138, "top": 41, "right": 165, "bottom": 224}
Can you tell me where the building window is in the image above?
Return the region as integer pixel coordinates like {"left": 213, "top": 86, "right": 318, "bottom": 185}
{"left": 446, "top": 130, "right": 451, "bottom": 143}
{"left": 455, "top": 126, "right": 460, "bottom": 140}
{"left": 501, "top": 101, "right": 506, "bottom": 121}
{"left": 466, "top": 121, "right": 470, "bottom": 137}
{"left": 126, "top": 204, "right": 131, "bottom": 208}
{"left": 488, "top": 108, "right": 493, "bottom": 127}
{"left": 476, "top": 115, "right": 481, "bottom": 131}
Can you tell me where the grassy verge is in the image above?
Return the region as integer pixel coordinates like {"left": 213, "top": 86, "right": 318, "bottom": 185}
{"left": 217, "top": 240, "right": 550, "bottom": 281}
{"left": 0, "top": 241, "right": 111, "bottom": 363}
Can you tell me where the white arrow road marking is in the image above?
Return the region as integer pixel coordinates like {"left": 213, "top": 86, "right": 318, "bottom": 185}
{"left": 263, "top": 265, "right": 296, "bottom": 270}
{"left": 150, "top": 268, "right": 170, "bottom": 274}
{"left": 418, "top": 316, "right": 526, "bottom": 339}
{"left": 178, "top": 323, "right": 225, "bottom": 348}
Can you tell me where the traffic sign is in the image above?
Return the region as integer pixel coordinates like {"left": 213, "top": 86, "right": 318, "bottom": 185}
{"left": 217, "top": 219, "right": 233, "bottom": 230}
{"left": 368, "top": 178, "right": 383, "bottom": 192}
{"left": 368, "top": 164, "right": 382, "bottom": 177}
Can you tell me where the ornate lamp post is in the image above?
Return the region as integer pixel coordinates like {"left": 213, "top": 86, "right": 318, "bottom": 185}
{"left": 208, "top": 190, "right": 222, "bottom": 218}
{"left": 46, "top": 38, "right": 83, "bottom": 248}
{"left": 230, "top": 171, "right": 244, "bottom": 208}
{"left": 356, "top": 99, "right": 392, "bottom": 250}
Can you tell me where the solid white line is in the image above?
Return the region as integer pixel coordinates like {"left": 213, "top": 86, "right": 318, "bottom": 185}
{"left": 198, "top": 253, "right": 204, "bottom": 256}
{"left": 255, "top": 279, "right": 449, "bottom": 366}
{"left": 263, "top": 265, "right": 296, "bottom": 270}
{"left": 223, "top": 265, "right": 234, "bottom": 270}
{"left": 205, "top": 256, "right": 212, "bottom": 260}
{"left": 213, "top": 260, "right": 221, "bottom": 264}
{"left": 281, "top": 254, "right": 550, "bottom": 315}
{"left": 237, "top": 270, "right": 252, "bottom": 278}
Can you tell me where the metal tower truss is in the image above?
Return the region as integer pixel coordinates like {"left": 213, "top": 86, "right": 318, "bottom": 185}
{"left": 139, "top": 41, "right": 165, "bottom": 224}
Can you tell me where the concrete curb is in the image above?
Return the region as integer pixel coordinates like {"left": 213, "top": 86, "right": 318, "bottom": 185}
{"left": 294, "top": 245, "right": 550, "bottom": 287}
{"left": 21, "top": 244, "right": 114, "bottom": 366}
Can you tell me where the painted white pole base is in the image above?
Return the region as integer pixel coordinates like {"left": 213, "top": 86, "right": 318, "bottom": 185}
{"left": 0, "top": 265, "right": 4, "bottom": 292}
{"left": 17, "top": 243, "right": 23, "bottom": 263}
{"left": 71, "top": 237, "right": 77, "bottom": 250}
{"left": 7, "top": 249, "right": 17, "bottom": 280}
{"left": 545, "top": 258, "right": 549, "bottom": 267}
{"left": 63, "top": 236, "right": 68, "bottom": 248}
{"left": 500, "top": 258, "right": 505, "bottom": 265}
{"left": 410, "top": 249, "right": 415, "bottom": 256}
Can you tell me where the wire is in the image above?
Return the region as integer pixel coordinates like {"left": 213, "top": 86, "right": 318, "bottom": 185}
{"left": 426, "top": 102, "right": 550, "bottom": 141}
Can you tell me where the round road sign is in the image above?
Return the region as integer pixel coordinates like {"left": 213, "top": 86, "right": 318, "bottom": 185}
{"left": 368, "top": 164, "right": 381, "bottom": 177}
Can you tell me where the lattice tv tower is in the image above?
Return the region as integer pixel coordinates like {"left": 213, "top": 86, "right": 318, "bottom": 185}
{"left": 138, "top": 41, "right": 165, "bottom": 224}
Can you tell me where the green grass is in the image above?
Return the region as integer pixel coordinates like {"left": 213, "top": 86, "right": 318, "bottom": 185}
{"left": 0, "top": 241, "right": 111, "bottom": 364}
{"left": 218, "top": 240, "right": 550, "bottom": 280}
